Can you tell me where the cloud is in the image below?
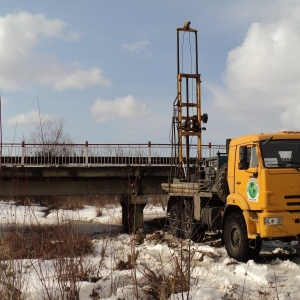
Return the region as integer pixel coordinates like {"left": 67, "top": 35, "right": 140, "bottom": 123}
{"left": 0, "top": 12, "right": 111, "bottom": 91}
{"left": 6, "top": 110, "right": 54, "bottom": 126}
{"left": 121, "top": 39, "right": 150, "bottom": 54}
{"left": 53, "top": 67, "right": 111, "bottom": 90}
{"left": 210, "top": 14, "right": 300, "bottom": 133}
{"left": 90, "top": 95, "right": 151, "bottom": 122}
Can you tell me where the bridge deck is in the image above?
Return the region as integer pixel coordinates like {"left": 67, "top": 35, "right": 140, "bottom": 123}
{"left": 0, "top": 143, "right": 225, "bottom": 197}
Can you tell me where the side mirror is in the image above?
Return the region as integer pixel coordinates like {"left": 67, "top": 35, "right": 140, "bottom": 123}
{"left": 226, "top": 138, "right": 231, "bottom": 154}
{"left": 238, "top": 146, "right": 249, "bottom": 170}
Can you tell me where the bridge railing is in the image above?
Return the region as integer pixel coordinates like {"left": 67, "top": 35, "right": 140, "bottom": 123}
{"left": 0, "top": 142, "right": 226, "bottom": 167}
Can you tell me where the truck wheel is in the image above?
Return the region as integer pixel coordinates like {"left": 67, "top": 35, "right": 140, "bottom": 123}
{"left": 215, "top": 163, "right": 229, "bottom": 202}
{"left": 223, "top": 212, "right": 261, "bottom": 262}
{"left": 182, "top": 206, "right": 193, "bottom": 239}
{"left": 169, "top": 204, "right": 181, "bottom": 237}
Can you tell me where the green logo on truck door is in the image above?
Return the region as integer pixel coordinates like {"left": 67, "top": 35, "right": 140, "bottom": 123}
{"left": 246, "top": 178, "right": 259, "bottom": 202}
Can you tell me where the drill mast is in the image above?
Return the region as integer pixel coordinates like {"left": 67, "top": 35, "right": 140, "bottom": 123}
{"left": 174, "top": 22, "right": 207, "bottom": 180}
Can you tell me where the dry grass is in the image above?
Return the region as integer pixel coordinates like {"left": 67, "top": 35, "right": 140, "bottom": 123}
{"left": 0, "top": 261, "right": 24, "bottom": 300}
{"left": 0, "top": 224, "right": 94, "bottom": 260}
{"left": 0, "top": 192, "right": 204, "bottom": 299}
{"left": 29, "top": 195, "right": 121, "bottom": 211}
{"left": 0, "top": 222, "right": 97, "bottom": 299}
{"left": 141, "top": 256, "right": 189, "bottom": 299}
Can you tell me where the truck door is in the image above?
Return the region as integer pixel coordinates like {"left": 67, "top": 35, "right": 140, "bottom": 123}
{"left": 235, "top": 145, "right": 261, "bottom": 206}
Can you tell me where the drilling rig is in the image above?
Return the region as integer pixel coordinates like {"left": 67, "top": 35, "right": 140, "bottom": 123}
{"left": 162, "top": 20, "right": 227, "bottom": 240}
{"left": 172, "top": 21, "right": 207, "bottom": 180}
{"left": 162, "top": 22, "right": 300, "bottom": 262}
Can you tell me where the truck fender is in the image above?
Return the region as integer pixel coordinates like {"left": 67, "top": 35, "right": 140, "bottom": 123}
{"left": 222, "top": 202, "right": 259, "bottom": 239}
{"left": 222, "top": 193, "right": 250, "bottom": 229}
{"left": 226, "top": 193, "right": 250, "bottom": 210}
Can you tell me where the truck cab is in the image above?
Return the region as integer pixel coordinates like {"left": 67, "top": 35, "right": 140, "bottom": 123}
{"left": 223, "top": 131, "right": 300, "bottom": 260}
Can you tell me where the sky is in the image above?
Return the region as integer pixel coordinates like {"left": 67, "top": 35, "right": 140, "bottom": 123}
{"left": 0, "top": 0, "right": 300, "bottom": 145}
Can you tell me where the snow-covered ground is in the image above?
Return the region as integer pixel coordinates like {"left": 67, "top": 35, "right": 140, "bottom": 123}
{"left": 0, "top": 202, "right": 299, "bottom": 299}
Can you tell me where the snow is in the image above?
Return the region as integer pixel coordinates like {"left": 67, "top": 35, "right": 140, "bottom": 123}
{"left": 0, "top": 202, "right": 299, "bottom": 299}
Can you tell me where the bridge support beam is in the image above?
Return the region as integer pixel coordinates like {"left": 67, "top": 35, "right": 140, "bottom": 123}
{"left": 120, "top": 194, "right": 148, "bottom": 234}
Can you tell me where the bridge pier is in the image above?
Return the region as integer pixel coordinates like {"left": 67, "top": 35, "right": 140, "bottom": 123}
{"left": 120, "top": 194, "right": 148, "bottom": 234}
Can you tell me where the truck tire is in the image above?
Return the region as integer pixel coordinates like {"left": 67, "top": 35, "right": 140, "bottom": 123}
{"left": 223, "top": 212, "right": 261, "bottom": 262}
{"left": 169, "top": 203, "right": 181, "bottom": 237}
{"left": 182, "top": 205, "right": 193, "bottom": 239}
{"left": 215, "top": 163, "right": 229, "bottom": 202}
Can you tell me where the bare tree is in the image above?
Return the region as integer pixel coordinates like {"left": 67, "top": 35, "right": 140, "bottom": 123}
{"left": 28, "top": 117, "right": 73, "bottom": 157}
{"left": 29, "top": 117, "right": 72, "bottom": 144}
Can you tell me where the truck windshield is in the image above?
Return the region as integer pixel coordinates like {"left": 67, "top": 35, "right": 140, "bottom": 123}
{"left": 260, "top": 139, "right": 300, "bottom": 169}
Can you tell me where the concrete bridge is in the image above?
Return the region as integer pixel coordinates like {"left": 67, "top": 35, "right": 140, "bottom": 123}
{"left": 0, "top": 141, "right": 225, "bottom": 197}
{"left": 0, "top": 141, "right": 225, "bottom": 232}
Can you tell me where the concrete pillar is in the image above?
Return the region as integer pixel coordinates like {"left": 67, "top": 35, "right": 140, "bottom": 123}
{"left": 120, "top": 194, "right": 148, "bottom": 234}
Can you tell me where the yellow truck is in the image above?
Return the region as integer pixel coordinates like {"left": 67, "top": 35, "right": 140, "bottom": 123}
{"left": 163, "top": 131, "right": 300, "bottom": 262}
{"left": 162, "top": 23, "right": 300, "bottom": 262}
{"left": 225, "top": 131, "right": 300, "bottom": 260}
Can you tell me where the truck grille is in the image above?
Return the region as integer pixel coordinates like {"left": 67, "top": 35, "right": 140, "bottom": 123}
{"left": 285, "top": 195, "right": 300, "bottom": 199}
{"left": 285, "top": 195, "right": 300, "bottom": 207}
{"left": 287, "top": 202, "right": 300, "bottom": 206}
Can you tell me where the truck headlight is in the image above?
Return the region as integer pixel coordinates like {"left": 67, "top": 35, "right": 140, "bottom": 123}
{"left": 264, "top": 217, "right": 282, "bottom": 226}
